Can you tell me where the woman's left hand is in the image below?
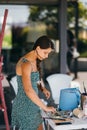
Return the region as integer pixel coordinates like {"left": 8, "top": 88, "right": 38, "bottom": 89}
{"left": 43, "top": 88, "right": 50, "bottom": 99}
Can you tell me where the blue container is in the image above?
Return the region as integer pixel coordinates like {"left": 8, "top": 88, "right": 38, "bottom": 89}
{"left": 59, "top": 88, "right": 80, "bottom": 111}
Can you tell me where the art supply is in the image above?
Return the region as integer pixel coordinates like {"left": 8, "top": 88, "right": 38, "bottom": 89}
{"left": 83, "top": 81, "right": 87, "bottom": 94}
{"left": 55, "top": 122, "right": 72, "bottom": 125}
{"left": 59, "top": 88, "right": 80, "bottom": 111}
{"left": 83, "top": 98, "right": 87, "bottom": 116}
{"left": 73, "top": 108, "right": 84, "bottom": 118}
{"left": 81, "top": 82, "right": 87, "bottom": 110}
{"left": 81, "top": 93, "right": 87, "bottom": 110}
{"left": 44, "top": 117, "right": 66, "bottom": 121}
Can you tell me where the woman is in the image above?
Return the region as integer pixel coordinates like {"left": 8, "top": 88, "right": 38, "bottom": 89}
{"left": 67, "top": 30, "right": 79, "bottom": 78}
{"left": 11, "top": 35, "right": 56, "bottom": 130}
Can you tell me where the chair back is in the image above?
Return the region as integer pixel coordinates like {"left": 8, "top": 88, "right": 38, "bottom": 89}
{"left": 46, "top": 73, "right": 73, "bottom": 104}
{"left": 10, "top": 76, "right": 18, "bottom": 95}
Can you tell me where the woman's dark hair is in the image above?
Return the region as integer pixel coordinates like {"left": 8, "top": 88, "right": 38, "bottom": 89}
{"left": 67, "top": 30, "right": 75, "bottom": 47}
{"left": 33, "top": 35, "right": 54, "bottom": 50}
{"left": 33, "top": 35, "right": 54, "bottom": 80}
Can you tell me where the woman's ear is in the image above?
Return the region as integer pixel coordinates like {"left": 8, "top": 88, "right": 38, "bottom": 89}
{"left": 36, "top": 46, "right": 40, "bottom": 51}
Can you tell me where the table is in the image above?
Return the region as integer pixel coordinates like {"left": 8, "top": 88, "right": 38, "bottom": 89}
{"left": 41, "top": 110, "right": 87, "bottom": 130}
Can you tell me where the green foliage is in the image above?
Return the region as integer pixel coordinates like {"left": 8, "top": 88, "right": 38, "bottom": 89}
{"left": 78, "top": 39, "right": 87, "bottom": 57}
{"left": 67, "top": 6, "right": 75, "bottom": 24}
{"left": 80, "top": 51, "right": 87, "bottom": 57}
{"left": 29, "top": 2, "right": 87, "bottom": 40}
{"left": 2, "top": 32, "right": 12, "bottom": 49}
{"left": 29, "top": 5, "right": 58, "bottom": 23}
{"left": 29, "top": 5, "right": 58, "bottom": 39}
{"left": 29, "top": 6, "right": 42, "bottom": 21}
{"left": 79, "top": 2, "right": 87, "bottom": 19}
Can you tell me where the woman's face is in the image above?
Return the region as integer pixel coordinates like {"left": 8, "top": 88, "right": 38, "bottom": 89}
{"left": 36, "top": 46, "right": 52, "bottom": 60}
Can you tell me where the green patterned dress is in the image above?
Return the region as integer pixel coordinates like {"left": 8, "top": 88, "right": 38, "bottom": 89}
{"left": 11, "top": 59, "right": 43, "bottom": 130}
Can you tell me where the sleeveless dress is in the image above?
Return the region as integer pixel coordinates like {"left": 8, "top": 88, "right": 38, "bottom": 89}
{"left": 11, "top": 58, "right": 43, "bottom": 130}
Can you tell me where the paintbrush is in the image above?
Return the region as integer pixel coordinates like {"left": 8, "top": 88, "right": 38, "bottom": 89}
{"left": 43, "top": 117, "right": 66, "bottom": 121}
{"left": 83, "top": 81, "right": 87, "bottom": 94}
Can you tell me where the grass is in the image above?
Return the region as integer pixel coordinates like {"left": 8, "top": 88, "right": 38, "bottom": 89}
{"left": 80, "top": 51, "right": 87, "bottom": 58}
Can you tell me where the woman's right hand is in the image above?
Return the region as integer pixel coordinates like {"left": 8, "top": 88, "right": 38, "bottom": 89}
{"left": 44, "top": 106, "right": 56, "bottom": 114}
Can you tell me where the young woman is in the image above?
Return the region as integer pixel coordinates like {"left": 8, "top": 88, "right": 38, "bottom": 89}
{"left": 11, "top": 35, "right": 56, "bottom": 130}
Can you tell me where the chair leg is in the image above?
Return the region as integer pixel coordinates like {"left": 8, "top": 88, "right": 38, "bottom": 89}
{"left": 43, "top": 119, "right": 48, "bottom": 130}
{"left": 13, "top": 126, "right": 20, "bottom": 130}
{"left": 13, "top": 126, "right": 16, "bottom": 130}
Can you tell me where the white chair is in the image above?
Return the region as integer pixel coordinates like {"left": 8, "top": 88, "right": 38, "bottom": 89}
{"left": 46, "top": 73, "right": 73, "bottom": 105}
{"left": 10, "top": 76, "right": 18, "bottom": 95}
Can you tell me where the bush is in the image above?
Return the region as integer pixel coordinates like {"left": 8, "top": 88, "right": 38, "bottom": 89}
{"left": 77, "top": 39, "right": 87, "bottom": 57}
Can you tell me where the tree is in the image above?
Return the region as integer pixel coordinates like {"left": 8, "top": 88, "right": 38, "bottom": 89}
{"left": 28, "top": 2, "right": 87, "bottom": 39}
{"left": 29, "top": 5, "right": 58, "bottom": 39}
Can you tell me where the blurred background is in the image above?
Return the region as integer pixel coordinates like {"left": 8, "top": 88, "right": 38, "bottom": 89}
{"left": 0, "top": 0, "right": 87, "bottom": 75}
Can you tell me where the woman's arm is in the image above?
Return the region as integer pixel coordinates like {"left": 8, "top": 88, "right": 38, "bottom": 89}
{"left": 38, "top": 79, "right": 50, "bottom": 99}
